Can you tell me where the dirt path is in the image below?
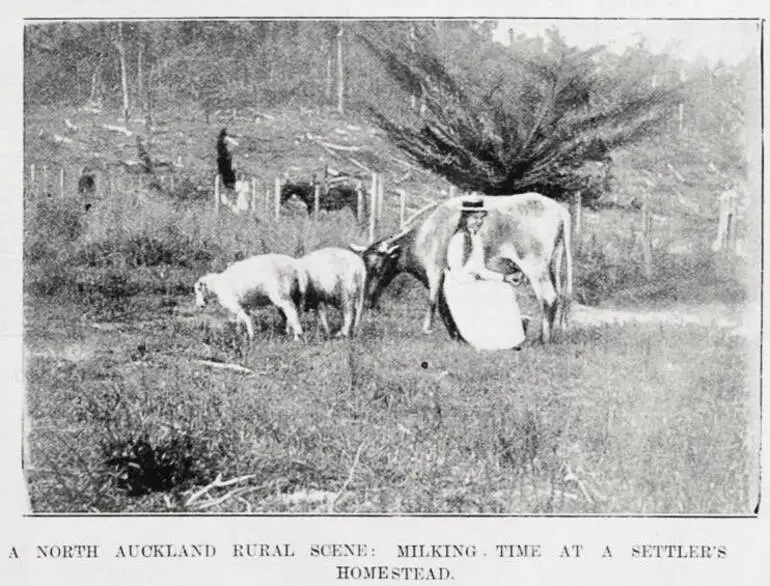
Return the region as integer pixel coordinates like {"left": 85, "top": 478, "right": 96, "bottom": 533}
{"left": 569, "top": 302, "right": 751, "bottom": 336}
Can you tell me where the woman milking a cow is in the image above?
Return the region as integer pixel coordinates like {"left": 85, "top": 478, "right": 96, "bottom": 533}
{"left": 441, "top": 196, "right": 528, "bottom": 350}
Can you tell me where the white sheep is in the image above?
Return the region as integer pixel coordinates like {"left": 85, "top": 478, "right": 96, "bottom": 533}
{"left": 194, "top": 254, "right": 306, "bottom": 340}
{"left": 295, "top": 247, "right": 366, "bottom": 338}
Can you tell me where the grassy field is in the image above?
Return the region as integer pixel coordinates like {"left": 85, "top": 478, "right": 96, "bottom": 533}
{"left": 25, "top": 286, "right": 756, "bottom": 514}
{"left": 22, "top": 104, "right": 758, "bottom": 514}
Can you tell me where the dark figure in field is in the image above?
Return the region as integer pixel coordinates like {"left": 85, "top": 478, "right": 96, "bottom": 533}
{"left": 216, "top": 128, "right": 236, "bottom": 189}
{"left": 136, "top": 136, "right": 155, "bottom": 174}
{"left": 280, "top": 180, "right": 362, "bottom": 217}
{"left": 78, "top": 169, "right": 96, "bottom": 197}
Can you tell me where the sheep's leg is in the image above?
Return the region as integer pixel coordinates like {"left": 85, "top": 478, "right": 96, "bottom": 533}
{"left": 337, "top": 306, "right": 353, "bottom": 338}
{"left": 220, "top": 297, "right": 255, "bottom": 340}
{"left": 276, "top": 308, "right": 290, "bottom": 335}
{"left": 318, "top": 304, "right": 333, "bottom": 338}
{"left": 336, "top": 291, "right": 355, "bottom": 338}
{"left": 275, "top": 299, "right": 303, "bottom": 340}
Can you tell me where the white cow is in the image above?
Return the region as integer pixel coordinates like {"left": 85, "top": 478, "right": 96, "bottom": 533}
{"left": 352, "top": 193, "right": 573, "bottom": 343}
{"left": 295, "top": 247, "right": 366, "bottom": 338}
{"left": 194, "top": 254, "right": 306, "bottom": 340}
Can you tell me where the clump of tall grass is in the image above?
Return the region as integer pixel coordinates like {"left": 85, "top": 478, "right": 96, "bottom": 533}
{"left": 575, "top": 231, "right": 747, "bottom": 306}
{"left": 25, "top": 187, "right": 370, "bottom": 301}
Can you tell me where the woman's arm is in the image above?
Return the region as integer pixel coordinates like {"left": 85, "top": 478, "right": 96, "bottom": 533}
{"left": 465, "top": 234, "right": 506, "bottom": 282}
{"left": 446, "top": 232, "right": 467, "bottom": 272}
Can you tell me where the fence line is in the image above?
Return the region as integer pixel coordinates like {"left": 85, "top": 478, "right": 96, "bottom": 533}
{"left": 712, "top": 188, "right": 742, "bottom": 255}
{"left": 25, "top": 163, "right": 416, "bottom": 243}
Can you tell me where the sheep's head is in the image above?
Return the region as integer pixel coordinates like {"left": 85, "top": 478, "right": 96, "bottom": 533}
{"left": 194, "top": 275, "right": 215, "bottom": 308}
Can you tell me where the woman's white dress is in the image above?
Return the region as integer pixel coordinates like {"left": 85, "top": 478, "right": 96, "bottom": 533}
{"left": 442, "top": 230, "right": 525, "bottom": 350}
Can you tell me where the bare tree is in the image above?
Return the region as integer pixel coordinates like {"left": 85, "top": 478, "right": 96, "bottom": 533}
{"left": 112, "top": 22, "right": 130, "bottom": 123}
{"left": 336, "top": 23, "right": 345, "bottom": 114}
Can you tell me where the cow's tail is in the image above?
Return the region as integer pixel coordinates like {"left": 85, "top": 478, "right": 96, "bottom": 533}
{"left": 353, "top": 264, "right": 367, "bottom": 334}
{"left": 559, "top": 207, "right": 574, "bottom": 330}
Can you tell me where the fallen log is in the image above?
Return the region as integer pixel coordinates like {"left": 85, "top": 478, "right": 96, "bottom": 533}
{"left": 348, "top": 156, "right": 371, "bottom": 173}
{"left": 192, "top": 359, "right": 256, "bottom": 375}
{"left": 319, "top": 140, "right": 360, "bottom": 152}
{"left": 51, "top": 134, "right": 74, "bottom": 145}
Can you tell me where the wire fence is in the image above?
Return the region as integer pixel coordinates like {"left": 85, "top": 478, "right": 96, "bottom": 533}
{"left": 24, "top": 163, "right": 422, "bottom": 244}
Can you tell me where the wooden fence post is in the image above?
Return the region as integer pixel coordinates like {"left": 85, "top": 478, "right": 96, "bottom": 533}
{"left": 274, "top": 177, "right": 281, "bottom": 220}
{"left": 169, "top": 174, "right": 175, "bottom": 192}
{"left": 370, "top": 173, "right": 378, "bottom": 219}
{"left": 368, "top": 182, "right": 378, "bottom": 244}
{"left": 313, "top": 182, "right": 321, "bottom": 224}
{"left": 641, "top": 199, "right": 653, "bottom": 278}
{"left": 42, "top": 165, "right": 48, "bottom": 195}
{"left": 377, "top": 174, "right": 385, "bottom": 221}
{"left": 59, "top": 168, "right": 65, "bottom": 198}
{"left": 265, "top": 186, "right": 271, "bottom": 215}
{"left": 29, "top": 164, "right": 36, "bottom": 195}
{"left": 448, "top": 185, "right": 456, "bottom": 199}
{"left": 356, "top": 184, "right": 364, "bottom": 223}
{"left": 251, "top": 178, "right": 258, "bottom": 213}
{"left": 569, "top": 191, "right": 583, "bottom": 255}
{"left": 214, "top": 174, "right": 220, "bottom": 215}
{"left": 398, "top": 189, "right": 406, "bottom": 227}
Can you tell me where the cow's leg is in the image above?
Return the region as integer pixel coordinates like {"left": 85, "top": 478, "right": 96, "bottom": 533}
{"left": 533, "top": 274, "right": 558, "bottom": 344}
{"left": 550, "top": 241, "right": 569, "bottom": 332}
{"left": 437, "top": 284, "right": 460, "bottom": 340}
{"left": 422, "top": 270, "right": 443, "bottom": 334}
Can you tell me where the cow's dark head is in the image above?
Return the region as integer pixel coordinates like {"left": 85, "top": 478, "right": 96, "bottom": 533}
{"left": 350, "top": 241, "right": 402, "bottom": 309}
{"left": 280, "top": 181, "right": 314, "bottom": 212}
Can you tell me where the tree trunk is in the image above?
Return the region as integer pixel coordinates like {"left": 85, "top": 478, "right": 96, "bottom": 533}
{"left": 641, "top": 200, "right": 653, "bottom": 278}
{"left": 115, "top": 22, "right": 130, "bottom": 123}
{"left": 409, "top": 23, "right": 417, "bottom": 110}
{"left": 75, "top": 63, "right": 81, "bottom": 103}
{"left": 336, "top": 23, "right": 345, "bottom": 115}
{"left": 89, "top": 65, "right": 102, "bottom": 103}
{"left": 266, "top": 21, "right": 275, "bottom": 85}
{"left": 325, "top": 40, "right": 333, "bottom": 102}
{"left": 145, "top": 65, "right": 154, "bottom": 130}
{"left": 137, "top": 39, "right": 144, "bottom": 114}
{"left": 569, "top": 191, "right": 583, "bottom": 255}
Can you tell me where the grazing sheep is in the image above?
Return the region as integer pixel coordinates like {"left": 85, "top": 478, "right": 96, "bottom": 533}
{"left": 194, "top": 254, "right": 306, "bottom": 340}
{"left": 295, "top": 247, "right": 366, "bottom": 338}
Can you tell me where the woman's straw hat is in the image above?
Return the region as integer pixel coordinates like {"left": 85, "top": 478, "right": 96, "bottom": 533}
{"left": 458, "top": 195, "right": 487, "bottom": 213}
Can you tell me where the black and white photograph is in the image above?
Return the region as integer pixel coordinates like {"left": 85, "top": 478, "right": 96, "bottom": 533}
{"left": 19, "top": 16, "right": 762, "bottom": 519}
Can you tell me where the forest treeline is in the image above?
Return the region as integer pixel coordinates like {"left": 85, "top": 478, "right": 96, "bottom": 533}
{"left": 24, "top": 20, "right": 755, "bottom": 200}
